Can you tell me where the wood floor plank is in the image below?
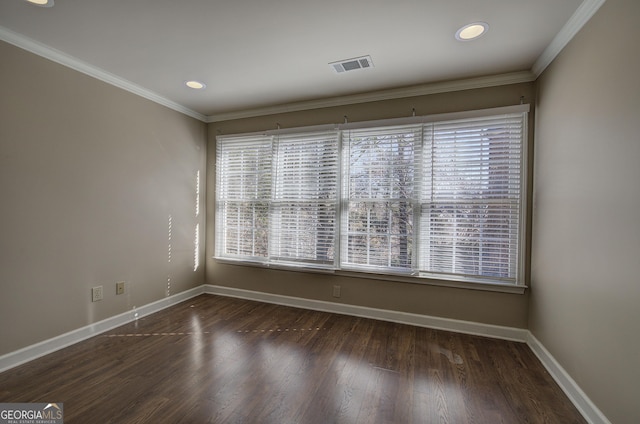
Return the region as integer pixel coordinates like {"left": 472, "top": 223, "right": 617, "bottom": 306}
{"left": 0, "top": 294, "right": 587, "bottom": 424}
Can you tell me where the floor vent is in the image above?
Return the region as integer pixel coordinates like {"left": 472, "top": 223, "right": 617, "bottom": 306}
{"left": 329, "top": 55, "right": 374, "bottom": 73}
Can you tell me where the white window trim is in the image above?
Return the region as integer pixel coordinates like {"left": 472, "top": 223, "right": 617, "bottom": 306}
{"left": 213, "top": 257, "right": 527, "bottom": 294}
{"left": 215, "top": 104, "right": 530, "bottom": 293}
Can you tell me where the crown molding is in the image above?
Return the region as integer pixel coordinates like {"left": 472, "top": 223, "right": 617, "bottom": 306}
{"left": 2, "top": 1, "right": 604, "bottom": 124}
{"left": 0, "top": 26, "right": 208, "bottom": 122}
{"left": 206, "top": 71, "right": 536, "bottom": 123}
{"left": 532, "top": 0, "right": 607, "bottom": 77}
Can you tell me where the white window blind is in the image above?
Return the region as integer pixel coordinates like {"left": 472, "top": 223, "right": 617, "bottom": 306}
{"left": 420, "top": 114, "right": 524, "bottom": 283}
{"left": 216, "top": 130, "right": 339, "bottom": 268}
{"left": 215, "top": 134, "right": 272, "bottom": 260}
{"left": 215, "top": 106, "right": 527, "bottom": 286}
{"left": 271, "top": 131, "right": 339, "bottom": 267}
{"left": 342, "top": 125, "right": 421, "bottom": 273}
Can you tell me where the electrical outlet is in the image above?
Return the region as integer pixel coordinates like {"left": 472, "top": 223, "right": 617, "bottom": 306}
{"left": 116, "top": 281, "right": 125, "bottom": 295}
{"left": 91, "top": 286, "right": 103, "bottom": 302}
{"left": 332, "top": 285, "right": 341, "bottom": 298}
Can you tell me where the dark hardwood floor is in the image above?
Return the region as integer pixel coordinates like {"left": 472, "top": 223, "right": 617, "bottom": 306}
{"left": 0, "top": 294, "right": 586, "bottom": 423}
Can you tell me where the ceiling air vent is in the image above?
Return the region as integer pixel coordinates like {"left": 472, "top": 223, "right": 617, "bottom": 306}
{"left": 329, "top": 55, "right": 374, "bottom": 73}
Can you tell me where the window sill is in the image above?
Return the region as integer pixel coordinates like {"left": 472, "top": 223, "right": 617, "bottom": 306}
{"left": 213, "top": 257, "right": 527, "bottom": 295}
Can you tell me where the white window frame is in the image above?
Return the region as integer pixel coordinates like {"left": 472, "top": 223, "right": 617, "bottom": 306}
{"left": 340, "top": 124, "right": 422, "bottom": 275}
{"left": 215, "top": 105, "right": 529, "bottom": 291}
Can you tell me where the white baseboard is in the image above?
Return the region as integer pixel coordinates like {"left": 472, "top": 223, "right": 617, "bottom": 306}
{"left": 0, "top": 283, "right": 610, "bottom": 424}
{"left": 203, "top": 284, "right": 529, "bottom": 341}
{"left": 0, "top": 286, "right": 204, "bottom": 373}
{"left": 204, "top": 284, "right": 610, "bottom": 424}
{"left": 526, "top": 333, "right": 611, "bottom": 424}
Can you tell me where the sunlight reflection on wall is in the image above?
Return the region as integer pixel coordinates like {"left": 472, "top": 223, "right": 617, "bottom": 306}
{"left": 194, "top": 170, "right": 200, "bottom": 272}
{"left": 167, "top": 214, "right": 172, "bottom": 296}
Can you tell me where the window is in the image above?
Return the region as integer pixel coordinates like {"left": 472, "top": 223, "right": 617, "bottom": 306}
{"left": 216, "top": 134, "right": 271, "bottom": 260}
{"left": 215, "top": 105, "right": 528, "bottom": 286}
{"left": 342, "top": 125, "right": 421, "bottom": 273}
{"left": 419, "top": 114, "right": 524, "bottom": 283}
{"left": 216, "top": 130, "right": 339, "bottom": 269}
{"left": 270, "top": 131, "right": 339, "bottom": 267}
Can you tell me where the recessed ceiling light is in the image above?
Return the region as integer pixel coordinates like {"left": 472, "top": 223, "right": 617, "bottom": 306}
{"left": 455, "top": 22, "right": 489, "bottom": 41}
{"left": 25, "top": 0, "right": 54, "bottom": 7}
{"left": 185, "top": 80, "right": 206, "bottom": 90}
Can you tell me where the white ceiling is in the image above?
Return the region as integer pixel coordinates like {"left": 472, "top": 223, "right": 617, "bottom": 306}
{"left": 0, "top": 0, "right": 602, "bottom": 122}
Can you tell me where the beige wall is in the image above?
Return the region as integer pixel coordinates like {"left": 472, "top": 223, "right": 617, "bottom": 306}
{"left": 2, "top": 2, "right": 636, "bottom": 420}
{"left": 531, "top": 0, "right": 640, "bottom": 423}
{"left": 206, "top": 83, "right": 535, "bottom": 329}
{"left": 0, "top": 41, "right": 207, "bottom": 355}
